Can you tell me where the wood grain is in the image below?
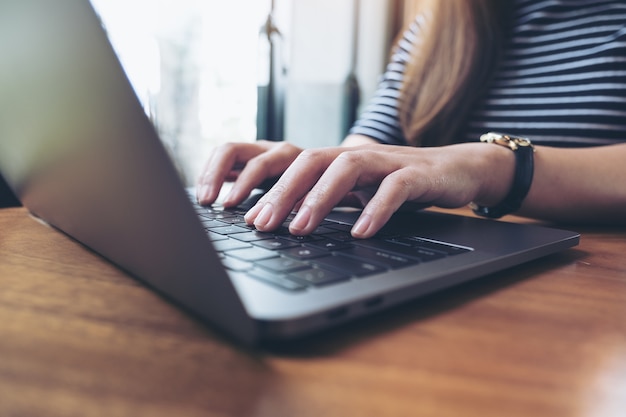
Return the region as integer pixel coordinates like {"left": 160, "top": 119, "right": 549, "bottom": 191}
{"left": 1, "top": 207, "right": 625, "bottom": 417}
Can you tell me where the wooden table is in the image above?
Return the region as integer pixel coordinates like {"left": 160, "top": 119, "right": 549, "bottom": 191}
{"left": 1, "top": 206, "right": 625, "bottom": 417}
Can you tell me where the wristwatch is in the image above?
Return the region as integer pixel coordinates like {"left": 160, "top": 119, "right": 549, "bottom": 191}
{"left": 470, "top": 132, "right": 535, "bottom": 218}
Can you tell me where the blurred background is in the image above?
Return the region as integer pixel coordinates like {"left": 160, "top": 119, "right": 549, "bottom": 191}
{"left": 90, "top": 0, "right": 421, "bottom": 186}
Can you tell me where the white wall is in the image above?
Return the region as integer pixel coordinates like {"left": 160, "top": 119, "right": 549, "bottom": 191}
{"left": 284, "top": 0, "right": 396, "bottom": 149}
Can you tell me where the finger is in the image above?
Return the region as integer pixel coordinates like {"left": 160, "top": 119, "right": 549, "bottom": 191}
{"left": 223, "top": 142, "right": 301, "bottom": 207}
{"left": 352, "top": 168, "right": 424, "bottom": 238}
{"left": 196, "top": 150, "right": 221, "bottom": 204}
{"left": 196, "top": 142, "right": 268, "bottom": 205}
{"left": 246, "top": 148, "right": 341, "bottom": 231}
{"left": 289, "top": 149, "right": 392, "bottom": 235}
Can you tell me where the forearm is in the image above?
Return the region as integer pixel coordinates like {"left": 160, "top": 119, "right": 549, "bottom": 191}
{"left": 519, "top": 143, "right": 626, "bottom": 225}
{"left": 341, "top": 134, "right": 379, "bottom": 147}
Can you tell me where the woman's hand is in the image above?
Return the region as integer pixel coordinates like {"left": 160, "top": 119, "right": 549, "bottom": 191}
{"left": 244, "top": 142, "right": 515, "bottom": 238}
{"left": 196, "top": 140, "right": 303, "bottom": 207}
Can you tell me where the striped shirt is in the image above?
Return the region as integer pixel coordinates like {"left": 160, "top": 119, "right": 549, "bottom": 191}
{"left": 350, "top": 0, "right": 626, "bottom": 147}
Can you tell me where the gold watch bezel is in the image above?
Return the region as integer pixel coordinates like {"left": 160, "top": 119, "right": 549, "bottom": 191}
{"left": 479, "top": 132, "right": 535, "bottom": 152}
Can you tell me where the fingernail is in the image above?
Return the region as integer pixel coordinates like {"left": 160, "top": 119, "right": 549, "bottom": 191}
{"left": 254, "top": 203, "right": 274, "bottom": 229}
{"left": 352, "top": 214, "right": 372, "bottom": 238}
{"left": 290, "top": 205, "right": 311, "bottom": 233}
{"left": 223, "top": 188, "right": 237, "bottom": 207}
{"left": 197, "top": 184, "right": 212, "bottom": 203}
{"left": 244, "top": 203, "right": 263, "bottom": 225}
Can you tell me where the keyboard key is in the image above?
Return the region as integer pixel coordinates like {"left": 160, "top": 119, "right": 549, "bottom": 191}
{"left": 248, "top": 268, "right": 307, "bottom": 291}
{"left": 212, "top": 215, "right": 245, "bottom": 224}
{"left": 196, "top": 209, "right": 220, "bottom": 217}
{"left": 226, "top": 246, "right": 280, "bottom": 262}
{"left": 280, "top": 234, "right": 323, "bottom": 243}
{"left": 221, "top": 207, "right": 248, "bottom": 215}
{"left": 200, "top": 219, "right": 229, "bottom": 229}
{"left": 212, "top": 239, "right": 252, "bottom": 252}
{"left": 311, "top": 254, "right": 387, "bottom": 277}
{"left": 289, "top": 267, "right": 349, "bottom": 286}
{"left": 305, "top": 239, "right": 353, "bottom": 251}
{"left": 206, "top": 231, "right": 228, "bottom": 241}
{"left": 325, "top": 223, "right": 353, "bottom": 232}
{"left": 205, "top": 212, "right": 241, "bottom": 221}
{"left": 209, "top": 224, "right": 251, "bottom": 235}
{"left": 221, "top": 257, "right": 253, "bottom": 272}
{"left": 194, "top": 206, "right": 221, "bottom": 215}
{"left": 279, "top": 246, "right": 329, "bottom": 260}
{"left": 265, "top": 225, "right": 291, "bottom": 236}
{"left": 233, "top": 222, "right": 257, "bottom": 230}
{"left": 231, "top": 230, "right": 276, "bottom": 242}
{"left": 310, "top": 225, "right": 337, "bottom": 235}
{"left": 252, "top": 238, "right": 301, "bottom": 251}
{"left": 324, "top": 231, "right": 355, "bottom": 243}
{"left": 256, "top": 257, "right": 310, "bottom": 273}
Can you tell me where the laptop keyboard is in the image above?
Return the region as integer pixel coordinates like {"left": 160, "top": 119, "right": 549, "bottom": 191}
{"left": 191, "top": 196, "right": 471, "bottom": 292}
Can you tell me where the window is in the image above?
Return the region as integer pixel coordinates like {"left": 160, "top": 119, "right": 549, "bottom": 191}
{"left": 91, "top": 0, "right": 272, "bottom": 185}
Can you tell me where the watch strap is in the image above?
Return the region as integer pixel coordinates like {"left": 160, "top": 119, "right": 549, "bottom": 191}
{"left": 471, "top": 132, "right": 535, "bottom": 219}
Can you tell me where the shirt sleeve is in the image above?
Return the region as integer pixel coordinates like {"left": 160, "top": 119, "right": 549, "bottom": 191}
{"left": 348, "top": 16, "right": 425, "bottom": 146}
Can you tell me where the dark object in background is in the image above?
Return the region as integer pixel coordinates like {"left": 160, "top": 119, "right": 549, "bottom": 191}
{"left": 0, "top": 174, "right": 20, "bottom": 208}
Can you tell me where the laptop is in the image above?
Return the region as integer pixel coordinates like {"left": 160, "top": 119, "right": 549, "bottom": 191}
{"left": 0, "top": 0, "right": 579, "bottom": 345}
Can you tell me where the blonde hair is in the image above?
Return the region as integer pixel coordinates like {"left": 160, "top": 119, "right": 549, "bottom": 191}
{"left": 399, "top": 0, "right": 512, "bottom": 147}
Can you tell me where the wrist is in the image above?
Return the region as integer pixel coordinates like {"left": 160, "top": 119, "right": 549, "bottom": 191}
{"left": 471, "top": 132, "right": 536, "bottom": 218}
{"left": 471, "top": 141, "right": 516, "bottom": 206}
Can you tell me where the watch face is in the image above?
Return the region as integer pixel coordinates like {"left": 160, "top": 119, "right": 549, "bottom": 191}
{"left": 480, "top": 132, "right": 533, "bottom": 151}
{"left": 473, "top": 133, "right": 535, "bottom": 218}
